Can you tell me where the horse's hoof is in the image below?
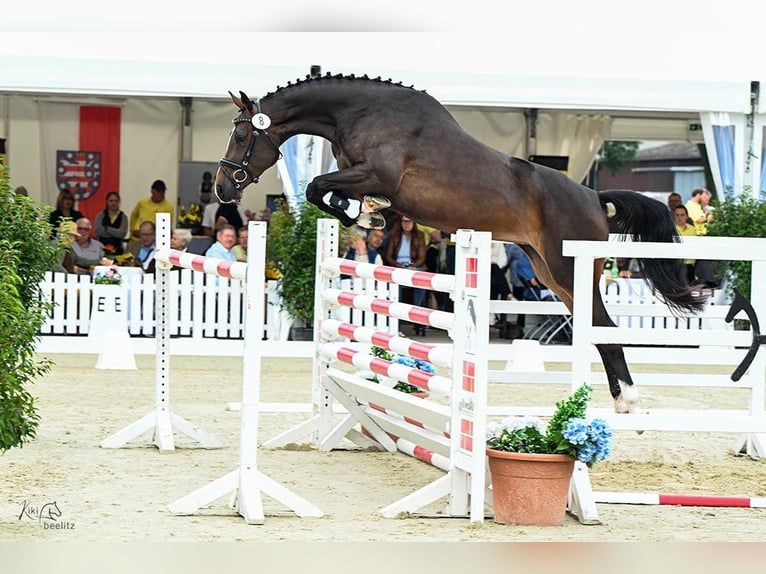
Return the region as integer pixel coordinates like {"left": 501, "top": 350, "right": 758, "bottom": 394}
{"left": 362, "top": 195, "right": 391, "bottom": 213}
{"left": 357, "top": 212, "right": 386, "bottom": 230}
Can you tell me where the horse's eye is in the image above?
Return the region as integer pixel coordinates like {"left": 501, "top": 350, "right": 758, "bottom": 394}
{"left": 234, "top": 127, "right": 248, "bottom": 144}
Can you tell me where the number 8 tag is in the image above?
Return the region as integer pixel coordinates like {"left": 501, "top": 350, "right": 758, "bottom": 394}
{"left": 251, "top": 113, "right": 272, "bottom": 130}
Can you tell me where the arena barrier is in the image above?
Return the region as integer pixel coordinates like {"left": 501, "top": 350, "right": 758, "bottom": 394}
{"left": 103, "top": 214, "right": 322, "bottom": 524}
{"left": 265, "top": 218, "right": 496, "bottom": 523}
{"left": 558, "top": 236, "right": 766, "bottom": 514}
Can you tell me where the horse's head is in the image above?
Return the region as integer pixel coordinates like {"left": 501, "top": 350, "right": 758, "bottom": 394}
{"left": 215, "top": 91, "right": 282, "bottom": 204}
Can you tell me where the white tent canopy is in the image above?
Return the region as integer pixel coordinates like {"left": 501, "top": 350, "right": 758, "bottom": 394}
{"left": 0, "top": 33, "right": 762, "bottom": 209}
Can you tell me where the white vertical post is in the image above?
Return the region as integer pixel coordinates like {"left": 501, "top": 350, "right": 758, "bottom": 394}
{"left": 448, "top": 229, "right": 490, "bottom": 523}
{"left": 100, "top": 213, "right": 222, "bottom": 451}
{"left": 571, "top": 249, "right": 595, "bottom": 393}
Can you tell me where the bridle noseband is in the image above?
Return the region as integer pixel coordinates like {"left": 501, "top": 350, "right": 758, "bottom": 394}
{"left": 217, "top": 99, "right": 282, "bottom": 202}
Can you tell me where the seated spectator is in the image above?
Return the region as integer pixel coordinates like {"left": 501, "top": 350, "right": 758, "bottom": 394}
{"left": 232, "top": 226, "right": 249, "bottom": 262}
{"left": 71, "top": 218, "right": 111, "bottom": 274}
{"left": 128, "top": 221, "right": 157, "bottom": 273}
{"left": 171, "top": 229, "right": 191, "bottom": 252}
{"left": 51, "top": 220, "right": 79, "bottom": 274}
{"left": 205, "top": 224, "right": 237, "bottom": 261}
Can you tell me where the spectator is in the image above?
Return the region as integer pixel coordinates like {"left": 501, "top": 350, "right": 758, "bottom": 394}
{"left": 232, "top": 226, "right": 248, "bottom": 262}
{"left": 14, "top": 185, "right": 29, "bottom": 197}
{"left": 94, "top": 191, "right": 128, "bottom": 255}
{"left": 171, "top": 229, "right": 191, "bottom": 252}
{"left": 128, "top": 221, "right": 157, "bottom": 273}
{"left": 674, "top": 204, "right": 697, "bottom": 284}
{"left": 384, "top": 215, "right": 427, "bottom": 335}
{"left": 205, "top": 224, "right": 237, "bottom": 261}
{"left": 425, "top": 229, "right": 450, "bottom": 311}
{"left": 198, "top": 171, "right": 215, "bottom": 209}
{"left": 48, "top": 189, "right": 84, "bottom": 237}
{"left": 344, "top": 228, "right": 385, "bottom": 265}
{"left": 685, "top": 188, "right": 718, "bottom": 286}
{"left": 201, "top": 197, "right": 247, "bottom": 237}
{"left": 71, "top": 218, "right": 111, "bottom": 273}
{"left": 51, "top": 220, "right": 79, "bottom": 274}
{"left": 685, "top": 188, "right": 713, "bottom": 235}
{"left": 667, "top": 192, "right": 683, "bottom": 211}
{"left": 516, "top": 250, "right": 544, "bottom": 301}
{"left": 129, "top": 179, "right": 173, "bottom": 242}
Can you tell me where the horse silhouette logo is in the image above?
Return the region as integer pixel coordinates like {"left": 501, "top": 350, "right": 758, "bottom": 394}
{"left": 39, "top": 501, "right": 62, "bottom": 524}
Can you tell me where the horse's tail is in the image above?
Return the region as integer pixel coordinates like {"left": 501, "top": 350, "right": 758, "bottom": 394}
{"left": 598, "top": 189, "right": 708, "bottom": 313}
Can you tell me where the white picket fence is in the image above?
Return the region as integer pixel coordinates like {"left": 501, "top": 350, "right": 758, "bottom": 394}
{"left": 36, "top": 267, "right": 728, "bottom": 357}
{"left": 35, "top": 270, "right": 398, "bottom": 356}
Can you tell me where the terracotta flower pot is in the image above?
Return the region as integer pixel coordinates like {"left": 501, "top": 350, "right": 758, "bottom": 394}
{"left": 486, "top": 448, "right": 575, "bottom": 526}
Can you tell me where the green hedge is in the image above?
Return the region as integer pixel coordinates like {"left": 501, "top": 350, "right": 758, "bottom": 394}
{"left": 0, "top": 166, "right": 59, "bottom": 452}
{"left": 706, "top": 193, "right": 766, "bottom": 301}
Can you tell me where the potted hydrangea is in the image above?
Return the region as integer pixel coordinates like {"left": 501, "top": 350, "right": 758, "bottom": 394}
{"left": 486, "top": 383, "right": 612, "bottom": 526}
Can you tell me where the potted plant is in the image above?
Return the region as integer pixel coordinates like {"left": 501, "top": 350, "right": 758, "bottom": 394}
{"left": 485, "top": 383, "right": 612, "bottom": 526}
{"left": 93, "top": 265, "right": 123, "bottom": 285}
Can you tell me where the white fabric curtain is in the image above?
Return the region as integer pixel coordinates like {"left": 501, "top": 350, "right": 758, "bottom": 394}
{"left": 535, "top": 113, "right": 613, "bottom": 184}
{"left": 452, "top": 109, "right": 611, "bottom": 184}
{"left": 277, "top": 135, "right": 335, "bottom": 213}
{"left": 701, "top": 112, "right": 749, "bottom": 199}
{"left": 450, "top": 109, "right": 527, "bottom": 157}
{"left": 38, "top": 101, "right": 79, "bottom": 207}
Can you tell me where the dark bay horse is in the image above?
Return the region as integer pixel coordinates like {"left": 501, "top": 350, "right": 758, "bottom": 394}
{"left": 214, "top": 73, "right": 707, "bottom": 413}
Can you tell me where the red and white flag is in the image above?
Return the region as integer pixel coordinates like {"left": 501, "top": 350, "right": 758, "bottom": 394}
{"left": 40, "top": 103, "right": 121, "bottom": 224}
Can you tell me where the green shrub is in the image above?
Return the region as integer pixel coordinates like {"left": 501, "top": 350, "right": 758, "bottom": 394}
{"left": 706, "top": 193, "right": 766, "bottom": 300}
{"left": 0, "top": 165, "right": 59, "bottom": 452}
{"left": 268, "top": 200, "right": 357, "bottom": 327}
{"left": 267, "top": 199, "right": 324, "bottom": 326}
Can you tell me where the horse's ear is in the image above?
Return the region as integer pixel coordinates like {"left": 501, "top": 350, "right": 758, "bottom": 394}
{"left": 239, "top": 91, "right": 254, "bottom": 113}
{"left": 229, "top": 90, "right": 242, "bottom": 108}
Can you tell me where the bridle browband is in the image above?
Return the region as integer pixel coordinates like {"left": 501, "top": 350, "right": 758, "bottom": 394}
{"left": 217, "top": 98, "right": 282, "bottom": 203}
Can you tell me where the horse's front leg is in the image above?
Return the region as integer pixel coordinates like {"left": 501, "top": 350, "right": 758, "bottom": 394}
{"left": 305, "top": 167, "right": 391, "bottom": 228}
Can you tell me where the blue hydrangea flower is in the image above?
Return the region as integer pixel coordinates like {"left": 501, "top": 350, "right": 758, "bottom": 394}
{"left": 562, "top": 418, "right": 589, "bottom": 445}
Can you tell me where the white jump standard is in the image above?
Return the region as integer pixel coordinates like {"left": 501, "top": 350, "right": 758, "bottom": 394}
{"left": 267, "top": 219, "right": 492, "bottom": 522}
{"left": 100, "top": 213, "right": 222, "bottom": 452}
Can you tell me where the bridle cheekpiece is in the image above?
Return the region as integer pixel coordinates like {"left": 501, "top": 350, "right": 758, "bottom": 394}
{"left": 217, "top": 98, "right": 282, "bottom": 203}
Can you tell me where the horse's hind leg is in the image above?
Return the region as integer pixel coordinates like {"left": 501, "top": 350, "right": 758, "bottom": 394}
{"left": 523, "top": 243, "right": 639, "bottom": 413}
{"left": 592, "top": 289, "right": 640, "bottom": 413}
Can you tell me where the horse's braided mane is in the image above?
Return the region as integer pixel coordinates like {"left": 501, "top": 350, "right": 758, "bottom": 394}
{"left": 264, "top": 72, "right": 425, "bottom": 98}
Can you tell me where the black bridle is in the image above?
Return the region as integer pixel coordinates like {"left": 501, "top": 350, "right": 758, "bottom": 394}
{"left": 217, "top": 100, "right": 282, "bottom": 202}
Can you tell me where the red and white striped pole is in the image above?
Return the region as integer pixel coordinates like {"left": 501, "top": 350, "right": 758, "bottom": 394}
{"left": 322, "top": 288, "right": 453, "bottom": 331}
{"left": 596, "top": 491, "right": 766, "bottom": 508}
{"left": 321, "top": 319, "right": 452, "bottom": 367}
{"left": 155, "top": 248, "right": 248, "bottom": 280}
{"left": 322, "top": 257, "right": 455, "bottom": 293}
{"left": 320, "top": 343, "right": 453, "bottom": 395}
